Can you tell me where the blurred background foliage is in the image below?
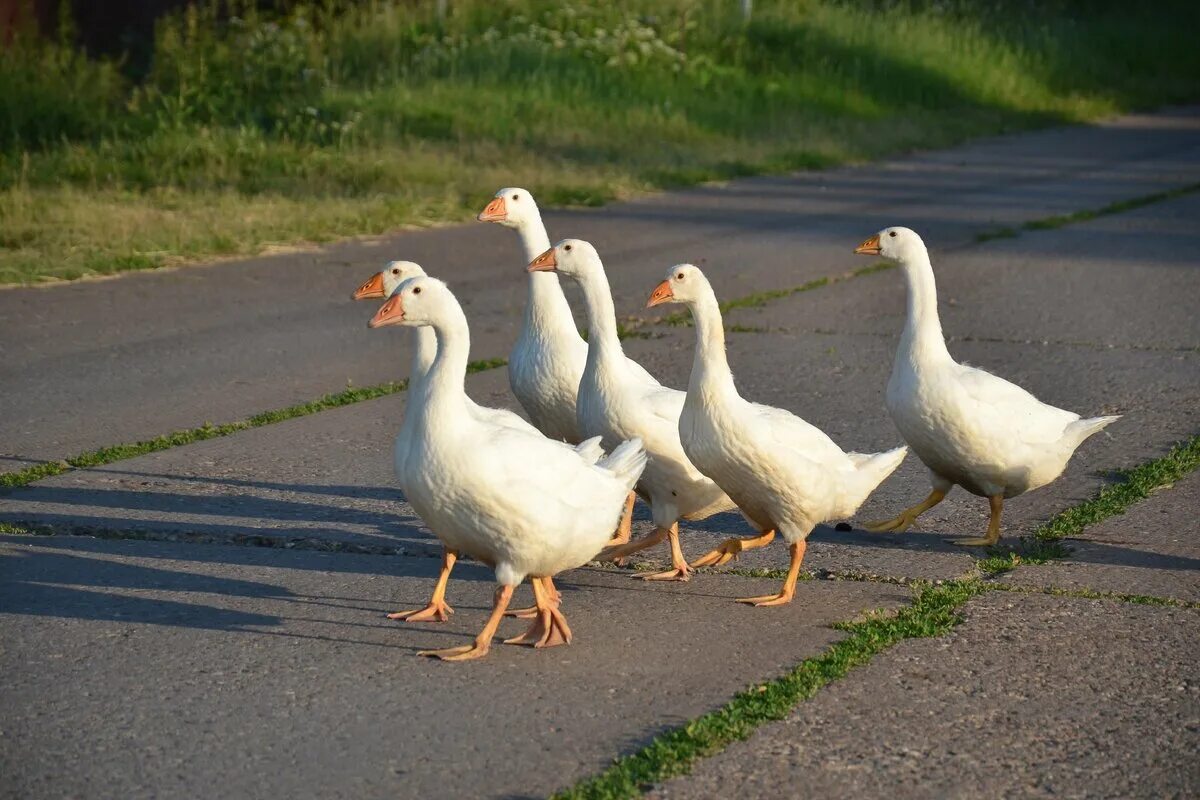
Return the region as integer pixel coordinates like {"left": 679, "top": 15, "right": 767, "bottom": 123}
{"left": 1, "top": 0, "right": 1197, "bottom": 283}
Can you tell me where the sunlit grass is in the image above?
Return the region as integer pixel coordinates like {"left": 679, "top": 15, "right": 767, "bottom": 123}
{"left": 2, "top": 0, "right": 1197, "bottom": 284}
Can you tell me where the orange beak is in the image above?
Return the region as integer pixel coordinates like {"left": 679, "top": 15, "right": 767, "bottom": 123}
{"left": 478, "top": 196, "right": 507, "bottom": 223}
{"left": 368, "top": 294, "right": 405, "bottom": 328}
{"left": 646, "top": 280, "right": 674, "bottom": 308}
{"left": 528, "top": 248, "right": 557, "bottom": 272}
{"left": 352, "top": 271, "right": 386, "bottom": 301}
{"left": 854, "top": 234, "right": 881, "bottom": 256}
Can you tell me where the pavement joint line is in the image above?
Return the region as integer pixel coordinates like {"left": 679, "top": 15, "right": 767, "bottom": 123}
{"left": 986, "top": 580, "right": 1200, "bottom": 610}
{"left": 977, "top": 433, "right": 1200, "bottom": 577}
{"left": 0, "top": 358, "right": 507, "bottom": 490}
{"left": 973, "top": 181, "right": 1200, "bottom": 243}
{"left": 0, "top": 521, "right": 926, "bottom": 589}
{"left": 656, "top": 262, "right": 893, "bottom": 327}
{"left": 0, "top": 520, "right": 438, "bottom": 558}
{"left": 781, "top": 327, "right": 1198, "bottom": 355}
{"left": 653, "top": 180, "right": 1200, "bottom": 330}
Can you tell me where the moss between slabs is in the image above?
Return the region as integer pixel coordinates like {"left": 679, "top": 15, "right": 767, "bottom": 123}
{"left": 0, "top": 357, "right": 507, "bottom": 490}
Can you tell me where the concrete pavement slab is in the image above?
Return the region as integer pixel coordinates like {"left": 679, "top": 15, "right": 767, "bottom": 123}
{"left": 1001, "top": 470, "right": 1200, "bottom": 603}
{"left": 649, "top": 591, "right": 1200, "bottom": 800}
{"left": 3, "top": 107, "right": 1198, "bottom": 465}
{"left": 0, "top": 534, "right": 911, "bottom": 800}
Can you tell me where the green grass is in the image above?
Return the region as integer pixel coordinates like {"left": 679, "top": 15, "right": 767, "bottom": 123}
{"left": 990, "top": 582, "right": 1200, "bottom": 610}
{"left": 3, "top": 0, "right": 1198, "bottom": 285}
{"left": 0, "top": 356, "right": 507, "bottom": 489}
{"left": 1034, "top": 434, "right": 1200, "bottom": 542}
{"left": 975, "top": 182, "right": 1200, "bottom": 242}
{"left": 659, "top": 261, "right": 893, "bottom": 326}
{"left": 976, "top": 434, "right": 1200, "bottom": 575}
{"left": 553, "top": 578, "right": 984, "bottom": 800}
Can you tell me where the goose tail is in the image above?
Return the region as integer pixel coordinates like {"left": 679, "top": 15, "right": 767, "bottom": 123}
{"left": 573, "top": 435, "right": 605, "bottom": 465}
{"left": 1062, "top": 414, "right": 1121, "bottom": 451}
{"left": 598, "top": 437, "right": 649, "bottom": 491}
{"left": 845, "top": 445, "right": 908, "bottom": 512}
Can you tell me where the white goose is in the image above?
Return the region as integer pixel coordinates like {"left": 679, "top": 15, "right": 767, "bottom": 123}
{"left": 648, "top": 264, "right": 908, "bottom": 605}
{"left": 478, "top": 188, "right": 647, "bottom": 543}
{"left": 530, "top": 240, "right": 737, "bottom": 581}
{"left": 368, "top": 277, "right": 647, "bottom": 661}
{"left": 477, "top": 188, "right": 584, "bottom": 441}
{"left": 854, "top": 227, "right": 1120, "bottom": 545}
{"left": 354, "top": 262, "right": 604, "bottom": 622}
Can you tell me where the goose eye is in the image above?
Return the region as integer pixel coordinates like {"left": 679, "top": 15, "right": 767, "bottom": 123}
{"left": 888, "top": 231, "right": 897, "bottom": 238}
{"left": 392, "top": 268, "right": 400, "bottom": 275}
{"left": 564, "top": 244, "right": 572, "bottom": 252}
{"left": 512, "top": 194, "right": 521, "bottom": 202}
{"left": 676, "top": 272, "right": 685, "bottom": 280}
{"left": 412, "top": 286, "right": 421, "bottom": 295}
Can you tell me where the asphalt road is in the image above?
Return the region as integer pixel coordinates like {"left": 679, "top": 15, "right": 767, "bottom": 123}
{"left": 1, "top": 107, "right": 1198, "bottom": 799}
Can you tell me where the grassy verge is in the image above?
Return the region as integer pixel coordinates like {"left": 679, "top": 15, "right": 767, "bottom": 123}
{"left": 553, "top": 579, "right": 985, "bottom": 800}
{"left": 0, "top": 357, "right": 506, "bottom": 489}
{"left": 3, "top": 0, "right": 1198, "bottom": 285}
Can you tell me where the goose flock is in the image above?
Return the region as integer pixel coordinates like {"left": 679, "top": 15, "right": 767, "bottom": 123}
{"left": 350, "top": 188, "right": 1119, "bottom": 662}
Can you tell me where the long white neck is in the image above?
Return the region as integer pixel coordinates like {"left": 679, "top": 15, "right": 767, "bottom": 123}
{"left": 414, "top": 305, "right": 472, "bottom": 427}
{"left": 898, "top": 248, "right": 952, "bottom": 368}
{"left": 407, "top": 328, "right": 437, "bottom": 387}
{"left": 514, "top": 216, "right": 582, "bottom": 343}
{"left": 575, "top": 265, "right": 628, "bottom": 378}
{"left": 686, "top": 285, "right": 738, "bottom": 402}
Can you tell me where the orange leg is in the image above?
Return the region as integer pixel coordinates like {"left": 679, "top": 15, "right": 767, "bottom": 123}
{"left": 690, "top": 529, "right": 776, "bottom": 568}
{"left": 419, "top": 584, "right": 514, "bottom": 662}
{"left": 607, "top": 492, "right": 637, "bottom": 546}
{"left": 506, "top": 576, "right": 562, "bottom": 619}
{"left": 388, "top": 548, "right": 457, "bottom": 622}
{"left": 736, "top": 541, "right": 806, "bottom": 607}
{"left": 950, "top": 495, "right": 1004, "bottom": 547}
{"left": 866, "top": 489, "right": 946, "bottom": 534}
{"left": 504, "top": 577, "right": 573, "bottom": 648}
{"left": 637, "top": 523, "right": 692, "bottom": 582}
{"left": 599, "top": 524, "right": 669, "bottom": 564}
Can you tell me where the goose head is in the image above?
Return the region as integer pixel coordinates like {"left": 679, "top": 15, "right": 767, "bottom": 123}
{"left": 368, "top": 276, "right": 453, "bottom": 329}
{"left": 477, "top": 187, "right": 541, "bottom": 230}
{"left": 854, "top": 226, "right": 926, "bottom": 263}
{"left": 351, "top": 260, "right": 427, "bottom": 301}
{"left": 527, "top": 238, "right": 602, "bottom": 281}
{"left": 646, "top": 263, "right": 705, "bottom": 308}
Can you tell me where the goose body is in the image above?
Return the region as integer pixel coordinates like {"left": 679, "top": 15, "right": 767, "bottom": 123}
{"left": 370, "top": 277, "right": 647, "bottom": 659}
{"left": 530, "top": 240, "right": 735, "bottom": 581}
{"left": 855, "top": 227, "right": 1120, "bottom": 544}
{"left": 351, "top": 261, "right": 604, "bottom": 626}
{"left": 649, "top": 265, "right": 906, "bottom": 604}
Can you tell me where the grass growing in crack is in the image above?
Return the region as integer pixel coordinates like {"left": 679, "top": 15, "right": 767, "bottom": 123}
{"left": 977, "top": 538, "right": 1071, "bottom": 576}
{"left": 0, "top": 356, "right": 509, "bottom": 490}
{"left": 974, "top": 434, "right": 1200, "bottom": 576}
{"left": 1034, "top": 434, "right": 1200, "bottom": 542}
{"left": 659, "top": 263, "right": 892, "bottom": 327}
{"left": 989, "top": 582, "right": 1200, "bottom": 610}
{"left": 553, "top": 579, "right": 984, "bottom": 800}
{"left": 975, "top": 182, "right": 1200, "bottom": 243}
